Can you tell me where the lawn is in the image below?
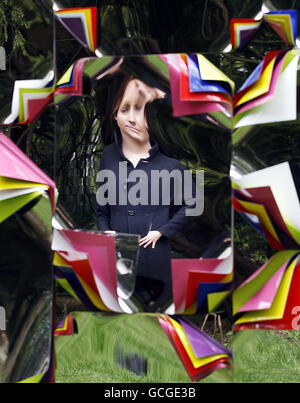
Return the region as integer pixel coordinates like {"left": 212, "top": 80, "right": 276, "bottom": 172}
{"left": 54, "top": 312, "right": 300, "bottom": 383}
{"left": 233, "top": 329, "right": 300, "bottom": 383}
{"left": 54, "top": 312, "right": 233, "bottom": 383}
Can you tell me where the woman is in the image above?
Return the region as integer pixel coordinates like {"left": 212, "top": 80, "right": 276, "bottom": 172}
{"left": 96, "top": 73, "right": 195, "bottom": 312}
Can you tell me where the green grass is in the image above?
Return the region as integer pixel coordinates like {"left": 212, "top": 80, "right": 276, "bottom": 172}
{"left": 54, "top": 312, "right": 232, "bottom": 383}
{"left": 234, "top": 330, "right": 300, "bottom": 383}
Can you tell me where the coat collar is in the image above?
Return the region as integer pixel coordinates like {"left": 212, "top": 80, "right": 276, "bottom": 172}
{"left": 113, "top": 125, "right": 159, "bottom": 162}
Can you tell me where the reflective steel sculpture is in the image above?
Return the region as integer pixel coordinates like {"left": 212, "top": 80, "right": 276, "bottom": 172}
{"left": 3, "top": 0, "right": 300, "bottom": 384}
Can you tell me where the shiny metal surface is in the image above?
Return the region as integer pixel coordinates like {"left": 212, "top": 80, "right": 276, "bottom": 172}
{"left": 3, "top": 0, "right": 300, "bottom": 382}
{"left": 54, "top": 55, "right": 232, "bottom": 312}
{"left": 115, "top": 233, "right": 140, "bottom": 300}
{"left": 55, "top": 0, "right": 263, "bottom": 55}
{"left": 55, "top": 55, "right": 232, "bottom": 259}
{"left": 0, "top": 0, "right": 54, "bottom": 124}
{"left": 0, "top": 197, "right": 54, "bottom": 383}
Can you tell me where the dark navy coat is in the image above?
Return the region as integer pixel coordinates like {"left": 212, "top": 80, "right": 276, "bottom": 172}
{"left": 96, "top": 128, "right": 194, "bottom": 302}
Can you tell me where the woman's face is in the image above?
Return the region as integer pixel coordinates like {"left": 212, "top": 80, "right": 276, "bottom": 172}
{"left": 115, "top": 79, "right": 150, "bottom": 144}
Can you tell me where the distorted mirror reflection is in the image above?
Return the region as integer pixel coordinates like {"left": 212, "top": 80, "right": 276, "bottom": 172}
{"left": 54, "top": 312, "right": 233, "bottom": 383}
{"left": 0, "top": 194, "right": 53, "bottom": 383}
{"left": 225, "top": 3, "right": 296, "bottom": 90}
{"left": 0, "top": 0, "right": 55, "bottom": 383}
{"left": 54, "top": 55, "right": 232, "bottom": 313}
{"left": 54, "top": 0, "right": 263, "bottom": 55}
{"left": 0, "top": 0, "right": 54, "bottom": 124}
{"left": 231, "top": 55, "right": 300, "bottom": 288}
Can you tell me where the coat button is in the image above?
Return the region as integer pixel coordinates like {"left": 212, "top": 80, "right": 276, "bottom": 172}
{"left": 128, "top": 210, "right": 135, "bottom": 216}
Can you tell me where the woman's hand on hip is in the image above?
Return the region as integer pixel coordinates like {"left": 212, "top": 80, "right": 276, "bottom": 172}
{"left": 139, "top": 231, "right": 162, "bottom": 249}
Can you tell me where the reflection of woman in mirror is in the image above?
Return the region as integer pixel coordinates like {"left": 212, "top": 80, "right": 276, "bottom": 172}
{"left": 96, "top": 72, "right": 195, "bottom": 312}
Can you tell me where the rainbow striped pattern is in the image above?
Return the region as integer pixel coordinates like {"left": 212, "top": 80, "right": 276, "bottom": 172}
{"left": 0, "top": 132, "right": 57, "bottom": 223}
{"left": 171, "top": 254, "right": 233, "bottom": 315}
{"left": 232, "top": 161, "right": 300, "bottom": 330}
{"left": 163, "top": 48, "right": 299, "bottom": 127}
{"left": 157, "top": 315, "right": 232, "bottom": 381}
{"left": 54, "top": 314, "right": 77, "bottom": 336}
{"left": 4, "top": 71, "right": 55, "bottom": 125}
{"left": 55, "top": 7, "right": 98, "bottom": 53}
{"left": 231, "top": 10, "right": 297, "bottom": 51}
{"left": 232, "top": 250, "right": 300, "bottom": 331}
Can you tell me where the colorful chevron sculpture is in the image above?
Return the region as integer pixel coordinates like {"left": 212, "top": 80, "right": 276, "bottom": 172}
{"left": 52, "top": 228, "right": 140, "bottom": 314}
{"left": 4, "top": 71, "right": 55, "bottom": 125}
{"left": 232, "top": 161, "right": 300, "bottom": 249}
{"left": 233, "top": 250, "right": 300, "bottom": 330}
{"left": 232, "top": 160, "right": 300, "bottom": 330}
{"left": 162, "top": 53, "right": 233, "bottom": 118}
{"left": 231, "top": 9, "right": 298, "bottom": 51}
{"left": 55, "top": 7, "right": 98, "bottom": 53}
{"left": 171, "top": 253, "right": 233, "bottom": 314}
{"left": 0, "top": 132, "right": 57, "bottom": 223}
{"left": 157, "top": 315, "right": 232, "bottom": 381}
{"left": 230, "top": 19, "right": 262, "bottom": 51}
{"left": 54, "top": 314, "right": 78, "bottom": 336}
{"left": 54, "top": 57, "right": 114, "bottom": 104}
{"left": 55, "top": 58, "right": 91, "bottom": 98}
{"left": 233, "top": 49, "right": 299, "bottom": 127}
{"left": 53, "top": 250, "right": 112, "bottom": 313}
{"left": 52, "top": 228, "right": 120, "bottom": 313}
{"left": 163, "top": 48, "right": 299, "bottom": 127}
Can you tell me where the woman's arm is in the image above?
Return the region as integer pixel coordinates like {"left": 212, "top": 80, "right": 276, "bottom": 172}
{"left": 140, "top": 162, "right": 199, "bottom": 247}
{"left": 139, "top": 230, "right": 162, "bottom": 248}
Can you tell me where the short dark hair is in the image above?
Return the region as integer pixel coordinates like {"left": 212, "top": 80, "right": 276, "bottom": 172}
{"left": 110, "top": 73, "right": 135, "bottom": 121}
{"left": 95, "top": 71, "right": 134, "bottom": 144}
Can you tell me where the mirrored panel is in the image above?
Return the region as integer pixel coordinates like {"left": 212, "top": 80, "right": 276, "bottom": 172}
{"left": 0, "top": 195, "right": 54, "bottom": 383}
{"left": 231, "top": 54, "right": 300, "bottom": 331}
{"left": 0, "top": 0, "right": 55, "bottom": 383}
{"left": 54, "top": 312, "right": 233, "bottom": 383}
{"left": 0, "top": 0, "right": 54, "bottom": 126}
{"left": 54, "top": 0, "right": 263, "bottom": 56}
{"left": 54, "top": 54, "right": 232, "bottom": 313}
